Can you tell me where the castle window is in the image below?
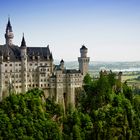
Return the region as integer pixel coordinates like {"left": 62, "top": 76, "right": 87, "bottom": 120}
{"left": 10, "top": 64, "right": 12, "bottom": 66}
{"left": 35, "top": 63, "right": 37, "bottom": 66}
{"left": 5, "top": 64, "right": 7, "bottom": 66}
{"left": 41, "top": 84, "right": 43, "bottom": 87}
{"left": 19, "top": 64, "right": 21, "bottom": 66}
{"left": 41, "top": 74, "right": 45, "bottom": 77}
{"left": 48, "top": 69, "right": 49, "bottom": 71}
{"left": 48, "top": 84, "right": 49, "bottom": 87}
{"left": 10, "top": 70, "right": 12, "bottom": 72}
{"left": 30, "top": 63, "right": 32, "bottom": 66}
{"left": 44, "top": 84, "right": 46, "bottom": 87}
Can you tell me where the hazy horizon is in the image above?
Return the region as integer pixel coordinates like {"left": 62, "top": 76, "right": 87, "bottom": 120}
{"left": 0, "top": 0, "right": 140, "bottom": 62}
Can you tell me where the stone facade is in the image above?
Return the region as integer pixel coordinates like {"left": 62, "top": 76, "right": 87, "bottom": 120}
{"left": 0, "top": 19, "right": 90, "bottom": 108}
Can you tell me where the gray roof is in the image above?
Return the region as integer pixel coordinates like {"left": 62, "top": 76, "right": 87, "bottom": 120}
{"left": 27, "top": 46, "right": 53, "bottom": 61}
{"left": 0, "top": 45, "right": 53, "bottom": 62}
{"left": 80, "top": 45, "right": 87, "bottom": 50}
{"left": 64, "top": 69, "right": 81, "bottom": 74}
{"left": 0, "top": 44, "right": 21, "bottom": 61}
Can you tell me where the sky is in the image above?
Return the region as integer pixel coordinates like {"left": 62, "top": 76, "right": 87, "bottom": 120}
{"left": 0, "top": 0, "right": 140, "bottom": 61}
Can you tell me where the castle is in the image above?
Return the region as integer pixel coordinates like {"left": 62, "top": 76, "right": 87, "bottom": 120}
{"left": 0, "top": 19, "right": 90, "bottom": 108}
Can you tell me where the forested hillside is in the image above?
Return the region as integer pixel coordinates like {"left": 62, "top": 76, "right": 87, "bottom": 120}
{"left": 0, "top": 73, "right": 140, "bottom": 140}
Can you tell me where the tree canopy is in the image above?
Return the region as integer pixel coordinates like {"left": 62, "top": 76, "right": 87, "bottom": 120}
{"left": 0, "top": 73, "right": 140, "bottom": 140}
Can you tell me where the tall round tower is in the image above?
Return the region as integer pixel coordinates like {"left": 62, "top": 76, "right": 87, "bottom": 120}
{"left": 20, "top": 34, "right": 27, "bottom": 93}
{"left": 5, "top": 18, "right": 14, "bottom": 46}
{"left": 78, "top": 45, "right": 90, "bottom": 77}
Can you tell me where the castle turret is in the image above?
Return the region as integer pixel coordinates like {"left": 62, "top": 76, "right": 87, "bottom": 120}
{"left": 78, "top": 45, "right": 90, "bottom": 77}
{"left": 60, "top": 59, "right": 64, "bottom": 70}
{"left": 20, "top": 34, "right": 27, "bottom": 93}
{"left": 5, "top": 18, "right": 14, "bottom": 46}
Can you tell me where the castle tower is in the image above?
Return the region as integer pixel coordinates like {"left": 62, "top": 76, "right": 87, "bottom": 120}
{"left": 78, "top": 45, "right": 90, "bottom": 77}
{"left": 20, "top": 34, "right": 27, "bottom": 93}
{"left": 60, "top": 59, "right": 64, "bottom": 70}
{"left": 5, "top": 18, "right": 14, "bottom": 46}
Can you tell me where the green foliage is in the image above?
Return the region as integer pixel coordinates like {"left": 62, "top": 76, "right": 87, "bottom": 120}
{"left": 0, "top": 73, "right": 140, "bottom": 140}
{"left": 83, "top": 73, "right": 92, "bottom": 85}
{"left": 0, "top": 88, "right": 62, "bottom": 140}
{"left": 79, "top": 73, "right": 140, "bottom": 139}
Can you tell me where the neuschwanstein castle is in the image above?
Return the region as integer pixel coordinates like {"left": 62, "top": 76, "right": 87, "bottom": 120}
{"left": 0, "top": 19, "right": 90, "bottom": 108}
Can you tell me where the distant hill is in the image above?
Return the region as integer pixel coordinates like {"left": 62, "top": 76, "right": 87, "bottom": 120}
{"left": 54, "top": 60, "right": 140, "bottom": 73}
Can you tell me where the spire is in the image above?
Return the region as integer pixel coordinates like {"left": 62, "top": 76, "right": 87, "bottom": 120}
{"left": 6, "top": 17, "right": 12, "bottom": 32}
{"left": 5, "top": 17, "right": 14, "bottom": 46}
{"left": 21, "top": 33, "right": 26, "bottom": 47}
{"left": 60, "top": 59, "right": 64, "bottom": 63}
